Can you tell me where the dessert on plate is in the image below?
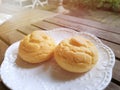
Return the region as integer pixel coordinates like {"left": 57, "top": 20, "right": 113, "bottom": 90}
{"left": 18, "top": 30, "right": 56, "bottom": 63}
{"left": 54, "top": 36, "right": 98, "bottom": 73}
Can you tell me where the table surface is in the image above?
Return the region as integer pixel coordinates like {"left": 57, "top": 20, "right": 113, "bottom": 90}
{"left": 0, "top": 9, "right": 120, "bottom": 90}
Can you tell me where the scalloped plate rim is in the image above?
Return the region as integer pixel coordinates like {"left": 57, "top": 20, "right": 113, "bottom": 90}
{"left": 0, "top": 28, "right": 115, "bottom": 90}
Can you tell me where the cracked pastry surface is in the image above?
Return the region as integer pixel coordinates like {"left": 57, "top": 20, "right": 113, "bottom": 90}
{"left": 18, "top": 31, "right": 56, "bottom": 63}
{"left": 54, "top": 36, "right": 98, "bottom": 73}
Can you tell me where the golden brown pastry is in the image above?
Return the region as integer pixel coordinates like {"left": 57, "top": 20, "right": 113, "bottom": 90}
{"left": 54, "top": 36, "right": 98, "bottom": 73}
{"left": 18, "top": 31, "right": 56, "bottom": 63}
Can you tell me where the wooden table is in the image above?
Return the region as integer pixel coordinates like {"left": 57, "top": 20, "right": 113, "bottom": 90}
{"left": 0, "top": 9, "right": 120, "bottom": 90}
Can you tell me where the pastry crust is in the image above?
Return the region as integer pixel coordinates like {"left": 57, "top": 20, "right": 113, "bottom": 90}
{"left": 18, "top": 31, "right": 56, "bottom": 63}
{"left": 54, "top": 36, "right": 98, "bottom": 73}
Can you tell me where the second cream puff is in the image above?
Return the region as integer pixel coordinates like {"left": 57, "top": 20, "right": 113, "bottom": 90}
{"left": 54, "top": 36, "right": 98, "bottom": 73}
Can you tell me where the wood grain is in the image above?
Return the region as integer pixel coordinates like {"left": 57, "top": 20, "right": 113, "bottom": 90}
{"left": 0, "top": 30, "right": 25, "bottom": 45}
{"left": 105, "top": 82, "right": 120, "bottom": 90}
{"left": 0, "top": 9, "right": 57, "bottom": 34}
{"left": 56, "top": 15, "right": 120, "bottom": 34}
{"left": 17, "top": 25, "right": 42, "bottom": 35}
{"left": 113, "top": 60, "right": 120, "bottom": 82}
{"left": 0, "top": 40, "right": 8, "bottom": 65}
{"left": 32, "top": 21, "right": 61, "bottom": 30}
{"left": 44, "top": 17, "right": 120, "bottom": 45}
{"left": 101, "top": 40, "right": 120, "bottom": 59}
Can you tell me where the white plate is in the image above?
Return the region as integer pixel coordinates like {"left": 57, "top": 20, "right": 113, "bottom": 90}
{"left": 1, "top": 28, "right": 115, "bottom": 90}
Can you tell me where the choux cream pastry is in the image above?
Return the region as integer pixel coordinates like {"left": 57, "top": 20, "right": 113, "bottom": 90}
{"left": 18, "top": 31, "right": 56, "bottom": 63}
{"left": 54, "top": 36, "right": 98, "bottom": 73}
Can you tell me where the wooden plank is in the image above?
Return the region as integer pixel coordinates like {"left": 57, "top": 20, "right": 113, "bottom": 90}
{"left": 100, "top": 14, "right": 119, "bottom": 24}
{"left": 113, "top": 60, "right": 120, "bottom": 82}
{"left": 55, "top": 15, "right": 120, "bottom": 34}
{"left": 17, "top": 25, "right": 42, "bottom": 35}
{"left": 0, "top": 30, "right": 25, "bottom": 45}
{"left": 0, "top": 40, "right": 8, "bottom": 65}
{"left": 84, "top": 10, "right": 112, "bottom": 23}
{"left": 0, "top": 9, "right": 57, "bottom": 34}
{"left": 10, "top": 9, "right": 57, "bottom": 26}
{"left": 32, "top": 21, "right": 61, "bottom": 30}
{"left": 44, "top": 17, "right": 120, "bottom": 44}
{"left": 111, "top": 16, "right": 120, "bottom": 27}
{"left": 101, "top": 40, "right": 120, "bottom": 59}
{"left": 105, "top": 82, "right": 120, "bottom": 90}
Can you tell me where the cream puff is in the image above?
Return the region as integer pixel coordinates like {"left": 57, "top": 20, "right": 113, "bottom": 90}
{"left": 54, "top": 36, "right": 98, "bottom": 73}
{"left": 18, "top": 31, "right": 56, "bottom": 63}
